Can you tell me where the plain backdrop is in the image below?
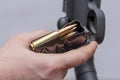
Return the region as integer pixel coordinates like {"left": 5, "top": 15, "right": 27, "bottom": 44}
{"left": 0, "top": 0, "right": 120, "bottom": 80}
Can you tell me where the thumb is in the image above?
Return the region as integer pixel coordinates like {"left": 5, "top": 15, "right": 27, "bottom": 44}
{"left": 12, "top": 30, "right": 48, "bottom": 47}
{"left": 56, "top": 41, "right": 98, "bottom": 69}
{"left": 22, "top": 30, "right": 48, "bottom": 43}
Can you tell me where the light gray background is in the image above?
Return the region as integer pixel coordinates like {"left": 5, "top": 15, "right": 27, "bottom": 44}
{"left": 0, "top": 0, "right": 119, "bottom": 80}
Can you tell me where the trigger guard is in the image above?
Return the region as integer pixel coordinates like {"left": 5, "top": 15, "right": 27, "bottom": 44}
{"left": 88, "top": 2, "right": 105, "bottom": 44}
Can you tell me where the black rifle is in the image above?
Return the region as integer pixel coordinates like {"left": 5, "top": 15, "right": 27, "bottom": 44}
{"left": 30, "top": 0, "right": 105, "bottom": 79}
{"left": 58, "top": 0, "right": 105, "bottom": 80}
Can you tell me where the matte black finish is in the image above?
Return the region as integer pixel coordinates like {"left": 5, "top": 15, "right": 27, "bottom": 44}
{"left": 58, "top": 0, "right": 105, "bottom": 80}
{"left": 75, "top": 57, "right": 98, "bottom": 80}
{"left": 59, "top": 0, "right": 105, "bottom": 44}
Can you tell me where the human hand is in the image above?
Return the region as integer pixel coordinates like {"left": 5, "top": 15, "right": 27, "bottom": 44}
{"left": 0, "top": 30, "right": 97, "bottom": 80}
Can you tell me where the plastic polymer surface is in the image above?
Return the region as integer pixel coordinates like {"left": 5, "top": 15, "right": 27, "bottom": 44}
{"left": 58, "top": 0, "right": 105, "bottom": 80}
{"left": 30, "top": 0, "right": 105, "bottom": 80}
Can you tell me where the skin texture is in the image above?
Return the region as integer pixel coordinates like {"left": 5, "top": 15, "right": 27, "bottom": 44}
{"left": 0, "top": 30, "right": 98, "bottom": 80}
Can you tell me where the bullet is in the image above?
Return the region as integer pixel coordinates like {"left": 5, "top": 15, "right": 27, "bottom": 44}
{"left": 30, "top": 24, "right": 77, "bottom": 51}
{"left": 63, "top": 31, "right": 77, "bottom": 39}
{"left": 60, "top": 26, "right": 77, "bottom": 37}
{"left": 58, "top": 24, "right": 77, "bottom": 36}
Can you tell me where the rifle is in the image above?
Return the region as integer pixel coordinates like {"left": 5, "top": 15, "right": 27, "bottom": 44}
{"left": 58, "top": 0, "right": 105, "bottom": 80}
{"left": 30, "top": 0, "right": 105, "bottom": 80}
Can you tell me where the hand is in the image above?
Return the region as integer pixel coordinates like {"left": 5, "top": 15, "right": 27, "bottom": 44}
{"left": 0, "top": 30, "right": 97, "bottom": 80}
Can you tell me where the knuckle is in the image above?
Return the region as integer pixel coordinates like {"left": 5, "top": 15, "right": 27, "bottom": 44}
{"left": 39, "top": 61, "right": 60, "bottom": 79}
{"left": 39, "top": 73, "right": 48, "bottom": 80}
{"left": 47, "top": 61, "right": 60, "bottom": 72}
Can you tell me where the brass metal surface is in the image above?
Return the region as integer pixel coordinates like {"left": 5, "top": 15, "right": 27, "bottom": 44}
{"left": 30, "top": 21, "right": 89, "bottom": 53}
{"left": 30, "top": 23, "right": 78, "bottom": 51}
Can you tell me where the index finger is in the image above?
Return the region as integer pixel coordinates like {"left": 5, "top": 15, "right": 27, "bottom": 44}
{"left": 56, "top": 41, "right": 98, "bottom": 69}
